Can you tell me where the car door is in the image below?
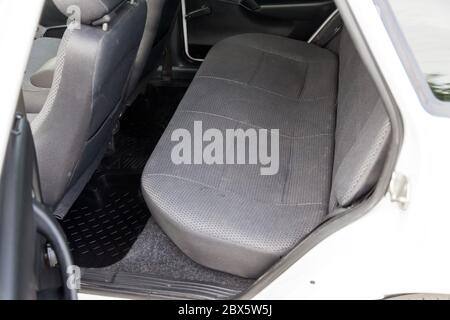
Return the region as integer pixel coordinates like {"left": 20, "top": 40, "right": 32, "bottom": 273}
{"left": 0, "top": 100, "right": 77, "bottom": 300}
{"left": 182, "top": 0, "right": 336, "bottom": 60}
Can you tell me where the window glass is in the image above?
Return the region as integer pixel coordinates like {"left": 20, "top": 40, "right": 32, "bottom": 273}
{"left": 389, "top": 0, "right": 450, "bottom": 102}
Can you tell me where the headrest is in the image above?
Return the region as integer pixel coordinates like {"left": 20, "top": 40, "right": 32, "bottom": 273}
{"left": 53, "top": 0, "right": 126, "bottom": 25}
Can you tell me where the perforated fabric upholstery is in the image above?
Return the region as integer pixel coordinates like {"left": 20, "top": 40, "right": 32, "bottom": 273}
{"left": 142, "top": 34, "right": 338, "bottom": 278}
{"left": 32, "top": 0, "right": 147, "bottom": 207}
{"left": 127, "top": 0, "right": 165, "bottom": 96}
{"left": 142, "top": 30, "right": 391, "bottom": 278}
{"left": 127, "top": 0, "right": 180, "bottom": 96}
{"left": 22, "top": 37, "right": 60, "bottom": 117}
{"left": 329, "top": 29, "right": 392, "bottom": 211}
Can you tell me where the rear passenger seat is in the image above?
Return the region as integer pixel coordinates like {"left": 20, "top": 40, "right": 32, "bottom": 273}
{"left": 142, "top": 29, "right": 392, "bottom": 278}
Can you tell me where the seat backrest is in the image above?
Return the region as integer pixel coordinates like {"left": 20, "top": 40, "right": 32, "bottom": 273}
{"left": 127, "top": 0, "right": 180, "bottom": 95}
{"left": 32, "top": 0, "right": 147, "bottom": 206}
{"left": 329, "top": 29, "right": 392, "bottom": 212}
{"left": 152, "top": 0, "right": 180, "bottom": 47}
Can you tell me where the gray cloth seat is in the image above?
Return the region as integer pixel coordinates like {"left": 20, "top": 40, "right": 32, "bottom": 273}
{"left": 23, "top": 37, "right": 61, "bottom": 121}
{"left": 30, "top": 0, "right": 147, "bottom": 211}
{"left": 24, "top": 0, "right": 179, "bottom": 115}
{"left": 127, "top": 0, "right": 179, "bottom": 96}
{"left": 142, "top": 30, "right": 391, "bottom": 278}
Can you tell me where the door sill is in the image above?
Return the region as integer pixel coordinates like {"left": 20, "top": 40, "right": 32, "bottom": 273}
{"left": 81, "top": 269, "right": 243, "bottom": 300}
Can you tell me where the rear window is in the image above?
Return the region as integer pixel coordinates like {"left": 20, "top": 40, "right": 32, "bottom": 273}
{"left": 389, "top": 0, "right": 450, "bottom": 102}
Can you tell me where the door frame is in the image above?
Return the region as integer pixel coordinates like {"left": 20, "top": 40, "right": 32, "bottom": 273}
{"left": 0, "top": 0, "right": 45, "bottom": 171}
{"left": 181, "top": 0, "right": 205, "bottom": 62}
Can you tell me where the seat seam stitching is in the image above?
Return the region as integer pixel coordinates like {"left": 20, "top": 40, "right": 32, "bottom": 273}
{"left": 296, "top": 64, "right": 309, "bottom": 100}
{"left": 143, "top": 173, "right": 326, "bottom": 207}
{"left": 229, "top": 41, "right": 335, "bottom": 64}
{"left": 196, "top": 75, "right": 335, "bottom": 102}
{"left": 179, "top": 110, "right": 333, "bottom": 140}
{"left": 247, "top": 51, "right": 265, "bottom": 85}
{"left": 280, "top": 134, "right": 293, "bottom": 204}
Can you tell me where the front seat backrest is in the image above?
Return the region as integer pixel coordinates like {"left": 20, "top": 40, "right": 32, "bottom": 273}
{"left": 32, "top": 0, "right": 147, "bottom": 207}
{"left": 127, "top": 0, "right": 179, "bottom": 96}
{"left": 329, "top": 29, "right": 392, "bottom": 212}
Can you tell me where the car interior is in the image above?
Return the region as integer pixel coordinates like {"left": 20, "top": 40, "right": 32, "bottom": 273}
{"left": 22, "top": 0, "right": 393, "bottom": 299}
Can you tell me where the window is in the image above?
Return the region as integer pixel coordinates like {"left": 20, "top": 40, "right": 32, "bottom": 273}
{"left": 389, "top": 0, "right": 450, "bottom": 102}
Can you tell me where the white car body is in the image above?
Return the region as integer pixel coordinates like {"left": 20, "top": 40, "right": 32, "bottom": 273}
{"left": 0, "top": 0, "right": 449, "bottom": 300}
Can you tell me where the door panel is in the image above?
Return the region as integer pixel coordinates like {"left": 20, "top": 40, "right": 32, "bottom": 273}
{"left": 185, "top": 0, "right": 336, "bottom": 59}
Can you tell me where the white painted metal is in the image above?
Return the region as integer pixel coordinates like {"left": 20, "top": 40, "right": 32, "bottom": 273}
{"left": 78, "top": 293, "right": 127, "bottom": 300}
{"left": 0, "top": 0, "right": 44, "bottom": 175}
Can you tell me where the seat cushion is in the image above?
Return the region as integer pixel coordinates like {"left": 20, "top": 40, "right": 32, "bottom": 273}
{"left": 23, "top": 37, "right": 61, "bottom": 117}
{"left": 142, "top": 34, "right": 338, "bottom": 278}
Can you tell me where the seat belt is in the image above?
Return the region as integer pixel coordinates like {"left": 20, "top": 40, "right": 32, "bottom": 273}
{"left": 309, "top": 10, "right": 343, "bottom": 48}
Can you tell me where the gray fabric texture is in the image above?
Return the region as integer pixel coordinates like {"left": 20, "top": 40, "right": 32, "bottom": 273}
{"left": 30, "top": 57, "right": 57, "bottom": 89}
{"left": 127, "top": 0, "right": 165, "bottom": 96}
{"left": 32, "top": 0, "right": 147, "bottom": 207}
{"left": 22, "top": 37, "right": 61, "bottom": 116}
{"left": 95, "top": 218, "right": 253, "bottom": 291}
{"left": 329, "top": 29, "right": 392, "bottom": 211}
{"left": 142, "top": 33, "right": 338, "bottom": 278}
{"left": 53, "top": 0, "right": 126, "bottom": 24}
{"left": 142, "top": 30, "right": 391, "bottom": 278}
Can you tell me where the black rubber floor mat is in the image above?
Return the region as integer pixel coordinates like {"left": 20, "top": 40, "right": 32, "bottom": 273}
{"left": 102, "top": 84, "right": 187, "bottom": 172}
{"left": 61, "top": 174, "right": 151, "bottom": 268}
{"left": 61, "top": 83, "right": 188, "bottom": 268}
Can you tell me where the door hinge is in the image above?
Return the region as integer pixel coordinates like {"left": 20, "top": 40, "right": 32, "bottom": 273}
{"left": 389, "top": 172, "right": 410, "bottom": 210}
{"left": 45, "top": 244, "right": 59, "bottom": 268}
